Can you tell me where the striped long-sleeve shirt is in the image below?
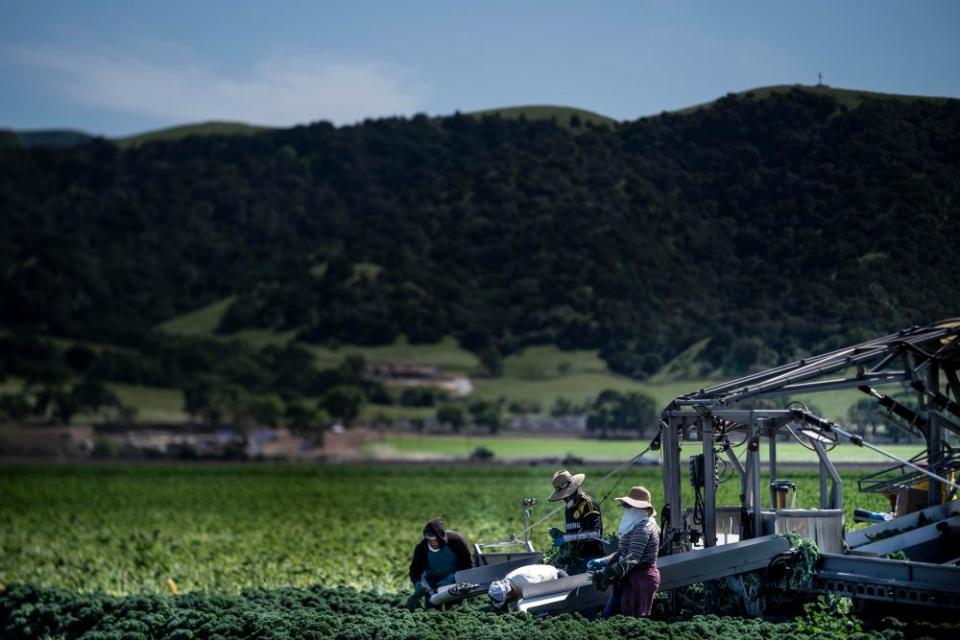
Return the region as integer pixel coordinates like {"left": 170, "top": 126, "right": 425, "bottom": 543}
{"left": 611, "top": 518, "right": 660, "bottom": 576}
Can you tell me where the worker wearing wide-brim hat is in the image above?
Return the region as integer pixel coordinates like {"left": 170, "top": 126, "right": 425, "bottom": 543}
{"left": 587, "top": 486, "right": 661, "bottom": 618}
{"left": 547, "top": 469, "right": 604, "bottom": 573}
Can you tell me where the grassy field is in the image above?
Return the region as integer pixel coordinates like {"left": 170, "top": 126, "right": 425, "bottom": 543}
{"left": 0, "top": 464, "right": 888, "bottom": 596}
{"left": 115, "top": 121, "right": 273, "bottom": 148}
{"left": 156, "top": 297, "right": 235, "bottom": 337}
{"left": 110, "top": 384, "right": 189, "bottom": 423}
{"left": 668, "top": 84, "right": 957, "bottom": 117}
{"left": 308, "top": 336, "right": 480, "bottom": 373}
{"left": 153, "top": 291, "right": 888, "bottom": 424}
{"left": 6, "top": 317, "right": 913, "bottom": 430}
{"left": 155, "top": 297, "right": 297, "bottom": 348}
{"left": 473, "top": 372, "right": 714, "bottom": 410}
{"left": 362, "top": 434, "right": 924, "bottom": 464}
{"left": 0, "top": 378, "right": 188, "bottom": 423}
{"left": 156, "top": 294, "right": 879, "bottom": 423}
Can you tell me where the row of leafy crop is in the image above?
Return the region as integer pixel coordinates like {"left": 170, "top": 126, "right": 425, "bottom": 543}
{"left": 0, "top": 465, "right": 890, "bottom": 595}
{"left": 5, "top": 583, "right": 958, "bottom": 640}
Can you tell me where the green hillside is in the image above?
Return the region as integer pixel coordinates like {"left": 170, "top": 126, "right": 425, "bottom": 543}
{"left": 10, "top": 85, "right": 952, "bottom": 150}
{"left": 670, "top": 83, "right": 956, "bottom": 116}
{"left": 115, "top": 120, "right": 273, "bottom": 148}
{"left": 13, "top": 129, "right": 95, "bottom": 148}
{"left": 467, "top": 105, "right": 617, "bottom": 128}
{"left": 3, "top": 85, "right": 959, "bottom": 428}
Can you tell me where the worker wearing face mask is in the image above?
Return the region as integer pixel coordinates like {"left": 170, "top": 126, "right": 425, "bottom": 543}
{"left": 405, "top": 517, "right": 473, "bottom": 609}
{"left": 587, "top": 486, "right": 661, "bottom": 618}
{"left": 547, "top": 469, "right": 604, "bottom": 574}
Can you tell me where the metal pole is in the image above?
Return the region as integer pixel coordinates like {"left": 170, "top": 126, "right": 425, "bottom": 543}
{"left": 819, "top": 452, "right": 829, "bottom": 509}
{"left": 811, "top": 440, "right": 842, "bottom": 510}
{"left": 662, "top": 415, "right": 683, "bottom": 550}
{"left": 768, "top": 428, "right": 778, "bottom": 510}
{"left": 927, "top": 363, "right": 943, "bottom": 505}
{"left": 748, "top": 413, "right": 762, "bottom": 537}
{"left": 703, "top": 420, "right": 716, "bottom": 548}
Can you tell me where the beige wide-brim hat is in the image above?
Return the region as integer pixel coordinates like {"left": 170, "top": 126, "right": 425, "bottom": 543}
{"left": 616, "top": 486, "right": 656, "bottom": 514}
{"left": 549, "top": 469, "right": 585, "bottom": 502}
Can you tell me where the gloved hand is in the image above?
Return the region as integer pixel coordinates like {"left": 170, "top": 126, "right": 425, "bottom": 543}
{"left": 405, "top": 583, "right": 426, "bottom": 610}
{"left": 438, "top": 573, "right": 456, "bottom": 587}
{"left": 548, "top": 527, "right": 565, "bottom": 547}
{"left": 419, "top": 571, "right": 436, "bottom": 596}
{"left": 586, "top": 557, "right": 608, "bottom": 572}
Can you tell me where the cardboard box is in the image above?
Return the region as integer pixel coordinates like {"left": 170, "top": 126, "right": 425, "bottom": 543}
{"left": 895, "top": 488, "right": 928, "bottom": 516}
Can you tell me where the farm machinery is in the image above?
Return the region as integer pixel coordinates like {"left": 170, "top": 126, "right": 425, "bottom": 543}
{"left": 435, "top": 320, "right": 960, "bottom": 616}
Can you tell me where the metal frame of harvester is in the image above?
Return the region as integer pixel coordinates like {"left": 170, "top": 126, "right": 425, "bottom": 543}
{"left": 438, "top": 321, "right": 960, "bottom": 616}
{"left": 657, "top": 319, "right": 960, "bottom": 613}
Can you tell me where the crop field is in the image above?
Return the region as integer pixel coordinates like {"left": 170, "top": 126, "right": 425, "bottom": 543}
{"left": 364, "top": 434, "right": 924, "bottom": 464}
{"left": 1, "top": 464, "right": 890, "bottom": 596}
{"left": 3, "top": 463, "right": 953, "bottom": 640}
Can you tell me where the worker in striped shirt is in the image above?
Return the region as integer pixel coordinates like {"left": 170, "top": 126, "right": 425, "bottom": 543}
{"left": 587, "top": 486, "right": 661, "bottom": 618}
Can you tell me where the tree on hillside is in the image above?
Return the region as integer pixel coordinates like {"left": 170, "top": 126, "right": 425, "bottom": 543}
{"left": 0, "top": 393, "right": 31, "bottom": 422}
{"left": 469, "top": 399, "right": 503, "bottom": 434}
{"left": 551, "top": 397, "right": 588, "bottom": 417}
{"left": 436, "top": 404, "right": 465, "bottom": 432}
{"left": 284, "top": 400, "right": 319, "bottom": 433}
{"left": 2, "top": 88, "right": 960, "bottom": 393}
{"left": 586, "top": 390, "right": 658, "bottom": 438}
{"left": 399, "top": 386, "right": 449, "bottom": 407}
{"left": 71, "top": 379, "right": 120, "bottom": 417}
{"left": 318, "top": 385, "right": 364, "bottom": 426}
{"left": 181, "top": 375, "right": 241, "bottom": 426}
{"left": 238, "top": 394, "right": 284, "bottom": 428}
{"left": 478, "top": 347, "right": 504, "bottom": 378}
{"left": 847, "top": 398, "right": 884, "bottom": 438}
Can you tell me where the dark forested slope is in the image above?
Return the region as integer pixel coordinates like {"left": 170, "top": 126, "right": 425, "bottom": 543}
{"left": 1, "top": 88, "right": 958, "bottom": 378}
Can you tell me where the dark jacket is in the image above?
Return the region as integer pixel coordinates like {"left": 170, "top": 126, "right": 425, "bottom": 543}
{"left": 564, "top": 492, "right": 605, "bottom": 557}
{"left": 408, "top": 530, "right": 473, "bottom": 584}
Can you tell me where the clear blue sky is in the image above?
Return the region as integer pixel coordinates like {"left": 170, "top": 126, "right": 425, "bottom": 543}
{"left": 2, "top": 1, "right": 958, "bottom": 136}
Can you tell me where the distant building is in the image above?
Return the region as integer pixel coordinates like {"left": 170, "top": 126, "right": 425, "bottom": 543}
{"left": 368, "top": 363, "right": 444, "bottom": 380}
{"left": 0, "top": 425, "right": 94, "bottom": 457}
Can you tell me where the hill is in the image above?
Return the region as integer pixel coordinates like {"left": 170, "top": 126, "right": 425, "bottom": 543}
{"left": 114, "top": 120, "right": 274, "bottom": 148}
{"left": 466, "top": 105, "right": 617, "bottom": 129}
{"left": 12, "top": 129, "right": 95, "bottom": 148}
{"left": 8, "top": 86, "right": 950, "bottom": 149}
{"left": 668, "top": 83, "right": 957, "bottom": 116}
{"left": 10, "top": 107, "right": 611, "bottom": 150}
{"left": 1, "top": 86, "right": 959, "bottom": 394}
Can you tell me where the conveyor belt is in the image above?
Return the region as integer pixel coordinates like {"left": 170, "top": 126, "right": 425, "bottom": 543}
{"left": 517, "top": 535, "right": 790, "bottom": 615}
{"left": 846, "top": 500, "right": 960, "bottom": 549}
{"left": 810, "top": 554, "right": 960, "bottom": 608}
{"left": 848, "top": 515, "right": 960, "bottom": 564}
{"left": 453, "top": 553, "right": 543, "bottom": 589}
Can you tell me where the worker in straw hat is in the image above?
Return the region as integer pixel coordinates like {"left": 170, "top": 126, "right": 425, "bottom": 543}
{"left": 586, "top": 486, "right": 661, "bottom": 618}
{"left": 547, "top": 469, "right": 604, "bottom": 574}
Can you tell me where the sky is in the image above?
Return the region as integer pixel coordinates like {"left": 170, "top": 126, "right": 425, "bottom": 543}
{"left": 1, "top": 1, "right": 958, "bottom": 137}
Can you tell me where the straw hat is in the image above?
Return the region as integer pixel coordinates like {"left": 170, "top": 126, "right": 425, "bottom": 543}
{"left": 615, "top": 486, "right": 655, "bottom": 514}
{"left": 549, "top": 469, "right": 585, "bottom": 502}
